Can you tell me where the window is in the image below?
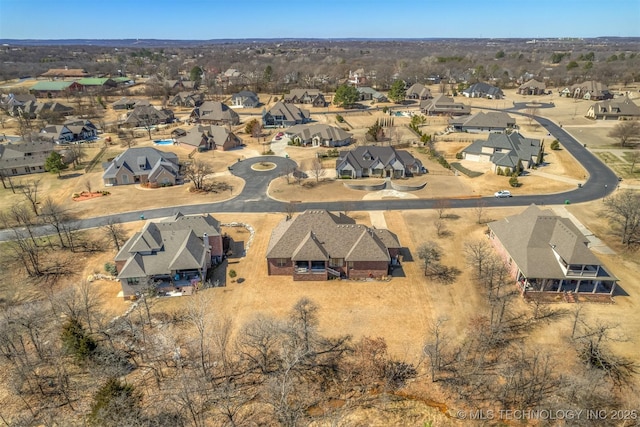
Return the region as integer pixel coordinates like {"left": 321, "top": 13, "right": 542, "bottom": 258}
{"left": 127, "top": 278, "right": 140, "bottom": 285}
{"left": 276, "top": 258, "right": 287, "bottom": 267}
{"left": 329, "top": 258, "right": 343, "bottom": 267}
{"left": 347, "top": 261, "right": 354, "bottom": 268}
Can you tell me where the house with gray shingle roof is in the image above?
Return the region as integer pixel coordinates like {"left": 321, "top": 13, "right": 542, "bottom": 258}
{"left": 178, "top": 125, "right": 242, "bottom": 151}
{"left": 123, "top": 105, "right": 175, "bottom": 128}
{"left": 40, "top": 118, "right": 98, "bottom": 143}
{"left": 461, "top": 132, "right": 543, "bottom": 174}
{"left": 283, "top": 89, "right": 326, "bottom": 107}
{"left": 420, "top": 94, "right": 470, "bottom": 116}
{"left": 285, "top": 123, "right": 352, "bottom": 147}
{"left": 190, "top": 101, "right": 240, "bottom": 126}
{"left": 518, "top": 79, "right": 546, "bottom": 96}
{"left": 356, "top": 86, "right": 387, "bottom": 102}
{"left": 266, "top": 210, "right": 401, "bottom": 281}
{"left": 169, "top": 91, "right": 205, "bottom": 108}
{"left": 462, "top": 82, "right": 504, "bottom": 99}
{"left": 449, "top": 111, "right": 516, "bottom": 133}
{"left": 488, "top": 204, "right": 618, "bottom": 296}
{"left": 102, "top": 146, "right": 180, "bottom": 187}
{"left": 114, "top": 212, "right": 224, "bottom": 299}
{"left": 0, "top": 139, "right": 55, "bottom": 177}
{"left": 560, "top": 81, "right": 612, "bottom": 100}
{"left": 231, "top": 90, "right": 260, "bottom": 108}
{"left": 262, "top": 101, "right": 310, "bottom": 128}
{"left": 112, "top": 97, "right": 149, "bottom": 110}
{"left": 406, "top": 83, "right": 432, "bottom": 100}
{"left": 585, "top": 97, "right": 640, "bottom": 120}
{"left": 336, "top": 145, "right": 423, "bottom": 179}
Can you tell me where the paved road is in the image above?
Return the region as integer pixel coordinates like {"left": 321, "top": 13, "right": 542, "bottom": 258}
{"left": 0, "top": 115, "right": 622, "bottom": 241}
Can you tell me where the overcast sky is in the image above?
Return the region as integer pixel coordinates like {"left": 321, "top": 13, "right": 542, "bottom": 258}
{"left": 1, "top": 0, "right": 639, "bottom": 40}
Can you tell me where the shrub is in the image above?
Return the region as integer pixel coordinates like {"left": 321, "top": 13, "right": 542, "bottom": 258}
{"left": 104, "top": 263, "right": 117, "bottom": 275}
{"left": 455, "top": 152, "right": 463, "bottom": 159}
{"left": 550, "top": 140, "right": 560, "bottom": 150}
{"left": 335, "top": 114, "right": 344, "bottom": 123}
{"left": 229, "top": 269, "right": 237, "bottom": 278}
{"left": 496, "top": 167, "right": 503, "bottom": 176}
{"left": 509, "top": 176, "right": 520, "bottom": 187}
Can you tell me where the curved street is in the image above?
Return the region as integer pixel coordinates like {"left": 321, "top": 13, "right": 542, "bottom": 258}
{"left": 0, "top": 114, "right": 622, "bottom": 241}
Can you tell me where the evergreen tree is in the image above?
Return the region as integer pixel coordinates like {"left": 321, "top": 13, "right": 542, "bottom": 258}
{"left": 388, "top": 80, "right": 406, "bottom": 103}
{"left": 44, "top": 151, "right": 68, "bottom": 177}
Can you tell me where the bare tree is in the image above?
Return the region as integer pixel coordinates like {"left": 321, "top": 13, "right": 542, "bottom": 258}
{"left": 184, "top": 159, "right": 213, "bottom": 191}
{"left": 101, "top": 219, "right": 127, "bottom": 251}
{"left": 423, "top": 317, "right": 450, "bottom": 382}
{"left": 19, "top": 178, "right": 41, "bottom": 216}
{"left": 434, "top": 199, "right": 450, "bottom": 219}
{"left": 464, "top": 239, "right": 492, "bottom": 279}
{"left": 608, "top": 120, "right": 640, "bottom": 148}
{"left": 310, "top": 157, "right": 326, "bottom": 183}
{"left": 629, "top": 150, "right": 640, "bottom": 174}
{"left": 434, "top": 218, "right": 447, "bottom": 238}
{"left": 474, "top": 200, "right": 487, "bottom": 224}
{"left": 68, "top": 144, "right": 86, "bottom": 169}
{"left": 603, "top": 190, "right": 640, "bottom": 247}
{"left": 416, "top": 241, "right": 442, "bottom": 276}
{"left": 40, "top": 196, "right": 73, "bottom": 248}
{"left": 83, "top": 177, "right": 93, "bottom": 194}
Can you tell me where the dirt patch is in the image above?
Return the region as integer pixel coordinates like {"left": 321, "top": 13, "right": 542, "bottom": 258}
{"left": 72, "top": 191, "right": 107, "bottom": 201}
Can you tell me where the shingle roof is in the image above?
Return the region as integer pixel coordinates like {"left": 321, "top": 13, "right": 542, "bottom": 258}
{"left": 463, "top": 132, "right": 541, "bottom": 167}
{"left": 336, "top": 145, "right": 422, "bottom": 171}
{"left": 265, "top": 101, "right": 310, "bottom": 122}
{"left": 267, "top": 210, "right": 399, "bottom": 262}
{"left": 449, "top": 111, "right": 515, "bottom": 129}
{"left": 285, "top": 123, "right": 352, "bottom": 143}
{"left": 462, "top": 82, "right": 504, "bottom": 98}
{"left": 589, "top": 97, "right": 640, "bottom": 117}
{"left": 102, "top": 147, "right": 179, "bottom": 179}
{"left": 192, "top": 101, "right": 239, "bottom": 123}
{"left": 488, "top": 205, "right": 614, "bottom": 279}
{"left": 406, "top": 83, "right": 432, "bottom": 98}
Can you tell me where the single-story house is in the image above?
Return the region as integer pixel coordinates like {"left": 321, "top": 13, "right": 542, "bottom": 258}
{"left": 406, "top": 83, "right": 432, "bottom": 100}
{"left": 102, "top": 146, "right": 180, "bottom": 187}
{"left": 285, "top": 123, "right": 352, "bottom": 147}
{"left": 266, "top": 209, "right": 401, "bottom": 281}
{"left": 190, "top": 101, "right": 240, "bottom": 126}
{"left": 462, "top": 82, "right": 504, "bottom": 99}
{"left": 488, "top": 204, "right": 618, "bottom": 296}
{"left": 262, "top": 102, "right": 310, "bottom": 128}
{"left": 560, "top": 81, "right": 612, "bottom": 100}
{"left": 29, "top": 81, "right": 83, "bottom": 98}
{"left": 114, "top": 212, "right": 224, "bottom": 299}
{"left": 420, "top": 94, "right": 471, "bottom": 116}
{"left": 231, "top": 90, "right": 260, "bottom": 108}
{"left": 0, "top": 139, "right": 55, "bottom": 177}
{"left": 112, "top": 97, "right": 150, "bottom": 110}
{"left": 336, "top": 145, "right": 423, "bottom": 179}
{"left": 169, "top": 91, "right": 205, "bottom": 108}
{"left": 356, "top": 86, "right": 387, "bottom": 102}
{"left": 461, "top": 132, "right": 544, "bottom": 174}
{"left": 283, "top": 89, "right": 326, "bottom": 107}
{"left": 122, "top": 105, "right": 175, "bottom": 128}
{"left": 0, "top": 94, "right": 37, "bottom": 116}
{"left": 449, "top": 111, "right": 516, "bottom": 133}
{"left": 16, "top": 100, "right": 75, "bottom": 119}
{"left": 585, "top": 97, "right": 640, "bottom": 120}
{"left": 76, "top": 78, "right": 118, "bottom": 91}
{"left": 517, "top": 79, "right": 546, "bottom": 96}
{"left": 177, "top": 125, "right": 243, "bottom": 151}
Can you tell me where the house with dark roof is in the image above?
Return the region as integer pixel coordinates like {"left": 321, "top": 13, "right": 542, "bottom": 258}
{"left": 285, "top": 124, "right": 352, "bottom": 147}
{"left": 356, "top": 86, "right": 387, "bottom": 102}
{"left": 122, "top": 105, "right": 175, "bottom": 128}
{"left": 114, "top": 212, "right": 224, "bottom": 299}
{"left": 29, "top": 81, "right": 83, "bottom": 98}
{"left": 283, "top": 89, "right": 326, "bottom": 107}
{"left": 0, "top": 94, "right": 37, "bottom": 116}
{"left": 406, "top": 83, "right": 432, "bottom": 100}
{"left": 585, "top": 97, "right": 640, "bottom": 120}
{"left": 336, "top": 145, "right": 423, "bottom": 179}
{"left": 449, "top": 111, "right": 516, "bottom": 133}
{"left": 462, "top": 82, "right": 504, "bottom": 99}
{"left": 488, "top": 205, "right": 618, "bottom": 297}
{"left": 262, "top": 102, "right": 310, "bottom": 128}
{"left": 266, "top": 210, "right": 401, "bottom": 281}
{"left": 40, "top": 118, "right": 98, "bottom": 143}
{"left": 517, "top": 79, "right": 546, "bottom": 96}
{"left": 560, "top": 81, "right": 612, "bottom": 100}
{"left": 16, "top": 100, "right": 75, "bottom": 120}
{"left": 169, "top": 91, "right": 205, "bottom": 108}
{"left": 177, "top": 125, "right": 242, "bottom": 151}
{"left": 461, "top": 132, "right": 543, "bottom": 174}
{"left": 112, "top": 97, "right": 150, "bottom": 110}
{"left": 231, "top": 90, "right": 260, "bottom": 108}
{"left": 102, "top": 147, "right": 180, "bottom": 187}
{"left": 190, "top": 101, "right": 240, "bottom": 126}
{"left": 0, "top": 139, "right": 55, "bottom": 177}
{"left": 420, "top": 94, "right": 471, "bottom": 116}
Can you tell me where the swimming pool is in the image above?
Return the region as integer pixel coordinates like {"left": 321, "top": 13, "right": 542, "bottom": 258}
{"left": 154, "top": 139, "right": 174, "bottom": 145}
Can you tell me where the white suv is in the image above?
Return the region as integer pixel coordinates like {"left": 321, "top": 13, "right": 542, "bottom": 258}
{"left": 494, "top": 190, "right": 512, "bottom": 198}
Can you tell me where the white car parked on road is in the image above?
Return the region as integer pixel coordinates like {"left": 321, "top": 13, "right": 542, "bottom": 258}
{"left": 494, "top": 190, "right": 512, "bottom": 198}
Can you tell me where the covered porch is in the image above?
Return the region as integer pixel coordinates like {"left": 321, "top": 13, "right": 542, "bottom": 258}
{"left": 516, "top": 270, "right": 617, "bottom": 296}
